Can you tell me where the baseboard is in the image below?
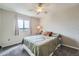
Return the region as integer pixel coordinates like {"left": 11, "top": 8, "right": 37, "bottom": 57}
{"left": 54, "top": 44, "right": 79, "bottom": 50}
{"left": 0, "top": 44, "right": 21, "bottom": 56}
{"left": 52, "top": 44, "right": 79, "bottom": 56}
{"left": 2, "top": 43, "right": 21, "bottom": 49}
{"left": 63, "top": 44, "right": 79, "bottom": 50}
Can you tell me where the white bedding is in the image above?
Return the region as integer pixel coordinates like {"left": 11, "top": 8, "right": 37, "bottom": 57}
{"left": 23, "top": 34, "right": 59, "bottom": 56}
{"left": 24, "top": 35, "right": 57, "bottom": 46}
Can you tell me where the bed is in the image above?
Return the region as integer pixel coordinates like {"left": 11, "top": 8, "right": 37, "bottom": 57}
{"left": 23, "top": 34, "right": 59, "bottom": 56}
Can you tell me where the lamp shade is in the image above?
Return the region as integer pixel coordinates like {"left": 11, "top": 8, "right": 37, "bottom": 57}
{"left": 37, "top": 25, "right": 41, "bottom": 29}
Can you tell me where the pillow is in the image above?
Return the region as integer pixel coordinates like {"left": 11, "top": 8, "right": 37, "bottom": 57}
{"left": 43, "top": 32, "right": 53, "bottom": 36}
{"left": 42, "top": 32, "right": 47, "bottom": 36}
{"left": 49, "top": 32, "right": 53, "bottom": 36}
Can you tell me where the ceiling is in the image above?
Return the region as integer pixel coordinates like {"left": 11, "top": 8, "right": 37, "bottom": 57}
{"left": 0, "top": 3, "right": 78, "bottom": 18}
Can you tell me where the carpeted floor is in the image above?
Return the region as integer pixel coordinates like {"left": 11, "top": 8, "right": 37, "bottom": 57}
{"left": 0, "top": 44, "right": 79, "bottom": 56}
{"left": 0, "top": 44, "right": 29, "bottom": 56}
{"left": 53, "top": 45, "right": 79, "bottom": 56}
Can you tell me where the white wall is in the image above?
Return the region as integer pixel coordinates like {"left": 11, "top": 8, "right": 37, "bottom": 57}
{"left": 0, "top": 9, "right": 2, "bottom": 46}
{"left": 41, "top": 5, "right": 79, "bottom": 48}
{"left": 0, "top": 9, "right": 40, "bottom": 47}
{"left": 31, "top": 18, "right": 40, "bottom": 35}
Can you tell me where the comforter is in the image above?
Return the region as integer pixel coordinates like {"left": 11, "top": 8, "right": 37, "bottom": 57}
{"left": 23, "top": 35, "right": 59, "bottom": 56}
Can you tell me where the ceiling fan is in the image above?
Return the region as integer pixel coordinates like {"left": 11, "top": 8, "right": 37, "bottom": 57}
{"left": 29, "top": 3, "right": 48, "bottom": 15}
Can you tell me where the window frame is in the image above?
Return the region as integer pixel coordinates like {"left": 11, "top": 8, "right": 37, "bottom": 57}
{"left": 18, "top": 19, "right": 30, "bottom": 31}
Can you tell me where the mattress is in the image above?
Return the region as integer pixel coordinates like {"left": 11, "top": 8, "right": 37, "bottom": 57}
{"left": 23, "top": 35, "right": 59, "bottom": 56}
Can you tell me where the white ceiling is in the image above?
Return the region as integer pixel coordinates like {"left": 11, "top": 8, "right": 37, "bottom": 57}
{"left": 0, "top": 3, "right": 79, "bottom": 18}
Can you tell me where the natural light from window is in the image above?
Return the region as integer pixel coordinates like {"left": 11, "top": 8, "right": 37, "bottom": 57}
{"left": 18, "top": 19, "right": 30, "bottom": 31}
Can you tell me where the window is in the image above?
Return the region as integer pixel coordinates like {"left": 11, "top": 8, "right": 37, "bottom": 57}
{"left": 18, "top": 19, "right": 30, "bottom": 31}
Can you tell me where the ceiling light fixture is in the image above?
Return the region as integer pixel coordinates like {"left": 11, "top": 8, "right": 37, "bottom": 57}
{"left": 36, "top": 3, "right": 44, "bottom": 14}
{"left": 29, "top": 3, "right": 48, "bottom": 15}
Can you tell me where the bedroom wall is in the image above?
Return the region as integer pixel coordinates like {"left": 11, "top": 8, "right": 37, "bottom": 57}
{"left": 0, "top": 9, "right": 40, "bottom": 47}
{"left": 31, "top": 18, "right": 40, "bottom": 35}
{"left": 0, "top": 9, "right": 2, "bottom": 46}
{"left": 40, "top": 5, "right": 79, "bottom": 48}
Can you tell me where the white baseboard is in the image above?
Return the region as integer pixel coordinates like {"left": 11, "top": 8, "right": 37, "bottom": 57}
{"left": 63, "top": 44, "right": 79, "bottom": 50}
{"left": 54, "top": 44, "right": 79, "bottom": 50}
